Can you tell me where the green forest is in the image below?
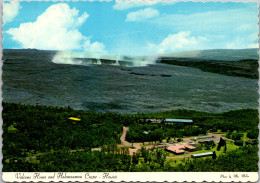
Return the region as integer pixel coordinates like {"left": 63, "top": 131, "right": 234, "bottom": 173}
{"left": 2, "top": 102, "right": 259, "bottom": 172}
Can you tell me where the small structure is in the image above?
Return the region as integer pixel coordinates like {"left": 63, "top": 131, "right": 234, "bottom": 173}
{"left": 143, "top": 131, "right": 151, "bottom": 135}
{"left": 138, "top": 118, "right": 164, "bottom": 124}
{"left": 191, "top": 152, "right": 213, "bottom": 158}
{"left": 138, "top": 118, "right": 193, "bottom": 124}
{"left": 246, "top": 141, "right": 256, "bottom": 145}
{"left": 166, "top": 144, "right": 196, "bottom": 154}
{"left": 191, "top": 135, "right": 214, "bottom": 141}
{"left": 164, "top": 119, "right": 193, "bottom": 124}
{"left": 199, "top": 140, "right": 215, "bottom": 144}
{"left": 68, "top": 117, "right": 81, "bottom": 124}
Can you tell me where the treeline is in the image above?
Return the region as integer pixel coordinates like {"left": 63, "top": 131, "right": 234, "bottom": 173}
{"left": 2, "top": 103, "right": 259, "bottom": 172}
{"left": 126, "top": 108, "right": 258, "bottom": 142}
{"left": 129, "top": 108, "right": 258, "bottom": 133}
{"left": 3, "top": 102, "right": 124, "bottom": 161}
{"left": 126, "top": 124, "right": 205, "bottom": 143}
{"left": 196, "top": 109, "right": 258, "bottom": 133}
{"left": 3, "top": 145, "right": 258, "bottom": 172}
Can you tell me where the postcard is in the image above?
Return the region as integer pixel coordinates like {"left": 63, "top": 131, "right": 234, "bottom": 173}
{"left": 2, "top": 0, "right": 259, "bottom": 182}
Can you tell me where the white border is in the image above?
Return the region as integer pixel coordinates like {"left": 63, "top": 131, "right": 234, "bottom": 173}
{"left": 2, "top": 172, "right": 259, "bottom": 182}
{"left": 1, "top": 0, "right": 259, "bottom": 182}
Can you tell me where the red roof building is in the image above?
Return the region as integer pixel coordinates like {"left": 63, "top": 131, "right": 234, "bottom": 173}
{"left": 166, "top": 144, "right": 197, "bottom": 154}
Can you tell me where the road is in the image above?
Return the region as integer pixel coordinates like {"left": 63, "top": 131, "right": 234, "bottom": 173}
{"left": 117, "top": 126, "right": 143, "bottom": 155}
{"left": 118, "top": 126, "right": 171, "bottom": 155}
{"left": 119, "top": 126, "right": 131, "bottom": 147}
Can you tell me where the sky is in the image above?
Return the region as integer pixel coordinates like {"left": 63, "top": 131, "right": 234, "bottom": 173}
{"left": 3, "top": 0, "right": 259, "bottom": 56}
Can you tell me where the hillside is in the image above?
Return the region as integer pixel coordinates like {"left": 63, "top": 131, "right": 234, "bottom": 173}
{"left": 157, "top": 57, "right": 258, "bottom": 79}
{"left": 3, "top": 48, "right": 258, "bottom": 79}
{"left": 160, "top": 49, "right": 258, "bottom": 61}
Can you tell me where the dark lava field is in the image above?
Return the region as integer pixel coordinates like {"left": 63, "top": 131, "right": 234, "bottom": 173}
{"left": 2, "top": 49, "right": 258, "bottom": 113}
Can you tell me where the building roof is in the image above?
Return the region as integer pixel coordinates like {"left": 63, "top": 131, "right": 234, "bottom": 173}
{"left": 167, "top": 144, "right": 196, "bottom": 154}
{"left": 68, "top": 117, "right": 81, "bottom": 121}
{"left": 192, "top": 152, "right": 213, "bottom": 157}
{"left": 190, "top": 144, "right": 201, "bottom": 148}
{"left": 165, "top": 119, "right": 193, "bottom": 123}
{"left": 191, "top": 135, "right": 214, "bottom": 140}
{"left": 246, "top": 141, "right": 255, "bottom": 144}
{"left": 143, "top": 131, "right": 150, "bottom": 135}
{"left": 138, "top": 118, "right": 164, "bottom": 123}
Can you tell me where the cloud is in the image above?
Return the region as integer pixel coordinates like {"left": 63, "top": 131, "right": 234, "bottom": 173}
{"left": 235, "top": 24, "right": 255, "bottom": 32}
{"left": 126, "top": 8, "right": 159, "bottom": 22}
{"left": 152, "top": 8, "right": 258, "bottom": 45}
{"left": 6, "top": 3, "right": 106, "bottom": 53}
{"left": 113, "top": 0, "right": 174, "bottom": 10}
{"left": 153, "top": 9, "right": 258, "bottom": 34}
{"left": 3, "top": 1, "right": 21, "bottom": 24}
{"left": 226, "top": 37, "right": 259, "bottom": 49}
{"left": 82, "top": 39, "right": 106, "bottom": 53}
{"left": 248, "top": 43, "right": 259, "bottom": 48}
{"left": 151, "top": 8, "right": 258, "bottom": 50}
{"left": 147, "top": 31, "right": 208, "bottom": 53}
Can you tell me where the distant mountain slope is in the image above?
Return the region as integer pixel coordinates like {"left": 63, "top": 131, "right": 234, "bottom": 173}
{"left": 4, "top": 48, "right": 258, "bottom": 62}
{"left": 158, "top": 57, "right": 258, "bottom": 79}
{"left": 160, "top": 48, "right": 259, "bottom": 61}
{"left": 157, "top": 48, "right": 259, "bottom": 79}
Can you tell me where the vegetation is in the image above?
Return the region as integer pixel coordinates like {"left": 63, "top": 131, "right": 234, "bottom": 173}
{"left": 3, "top": 102, "right": 123, "bottom": 160}
{"left": 126, "top": 123, "right": 204, "bottom": 143}
{"left": 2, "top": 102, "right": 258, "bottom": 172}
{"left": 217, "top": 138, "right": 226, "bottom": 151}
{"left": 165, "top": 145, "right": 258, "bottom": 172}
{"left": 126, "top": 108, "right": 258, "bottom": 142}
{"left": 4, "top": 145, "right": 258, "bottom": 172}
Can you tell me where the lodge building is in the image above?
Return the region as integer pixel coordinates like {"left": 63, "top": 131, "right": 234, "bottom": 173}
{"left": 138, "top": 118, "right": 193, "bottom": 124}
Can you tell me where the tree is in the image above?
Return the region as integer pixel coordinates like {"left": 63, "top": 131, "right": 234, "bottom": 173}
{"left": 225, "top": 130, "right": 231, "bottom": 139}
{"left": 205, "top": 144, "right": 211, "bottom": 150}
{"left": 212, "top": 151, "right": 217, "bottom": 159}
{"left": 217, "top": 138, "right": 225, "bottom": 151}
{"left": 132, "top": 153, "right": 139, "bottom": 165}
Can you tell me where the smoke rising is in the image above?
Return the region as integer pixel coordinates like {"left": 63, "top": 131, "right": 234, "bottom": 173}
{"left": 52, "top": 51, "right": 158, "bottom": 67}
